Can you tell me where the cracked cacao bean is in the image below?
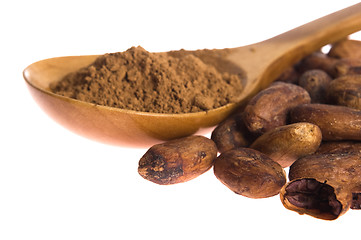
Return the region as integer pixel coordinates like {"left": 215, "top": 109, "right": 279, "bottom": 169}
{"left": 280, "top": 152, "right": 361, "bottom": 220}
{"left": 138, "top": 135, "right": 217, "bottom": 185}
{"left": 281, "top": 178, "right": 342, "bottom": 220}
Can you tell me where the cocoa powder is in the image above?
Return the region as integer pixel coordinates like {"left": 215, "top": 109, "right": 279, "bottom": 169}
{"left": 50, "top": 46, "right": 244, "bottom": 113}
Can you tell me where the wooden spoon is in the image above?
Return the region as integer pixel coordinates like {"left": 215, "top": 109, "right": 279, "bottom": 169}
{"left": 23, "top": 3, "right": 361, "bottom": 148}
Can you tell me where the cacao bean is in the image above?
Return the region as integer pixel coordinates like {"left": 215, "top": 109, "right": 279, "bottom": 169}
{"left": 290, "top": 103, "right": 361, "bottom": 141}
{"left": 327, "top": 74, "right": 361, "bottom": 110}
{"left": 250, "top": 122, "right": 322, "bottom": 167}
{"left": 138, "top": 135, "right": 217, "bottom": 185}
{"left": 211, "top": 113, "right": 257, "bottom": 153}
{"left": 213, "top": 148, "right": 286, "bottom": 198}
{"left": 298, "top": 69, "right": 332, "bottom": 103}
{"left": 243, "top": 82, "right": 310, "bottom": 134}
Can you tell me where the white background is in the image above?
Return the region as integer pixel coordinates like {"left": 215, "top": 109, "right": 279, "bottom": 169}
{"left": 2, "top": 1, "right": 361, "bottom": 239}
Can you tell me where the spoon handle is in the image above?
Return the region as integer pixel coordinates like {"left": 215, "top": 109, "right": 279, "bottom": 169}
{"left": 231, "top": 2, "right": 361, "bottom": 90}
{"left": 265, "top": 2, "right": 361, "bottom": 64}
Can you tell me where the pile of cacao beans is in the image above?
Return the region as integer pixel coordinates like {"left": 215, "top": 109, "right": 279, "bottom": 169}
{"left": 138, "top": 38, "right": 361, "bottom": 221}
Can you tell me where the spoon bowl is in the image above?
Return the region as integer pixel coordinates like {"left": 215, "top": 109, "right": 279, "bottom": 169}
{"left": 23, "top": 3, "right": 361, "bottom": 148}
{"left": 24, "top": 56, "right": 236, "bottom": 147}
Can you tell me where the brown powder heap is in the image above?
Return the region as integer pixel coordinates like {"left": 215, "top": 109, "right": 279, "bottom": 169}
{"left": 50, "top": 46, "right": 244, "bottom": 113}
